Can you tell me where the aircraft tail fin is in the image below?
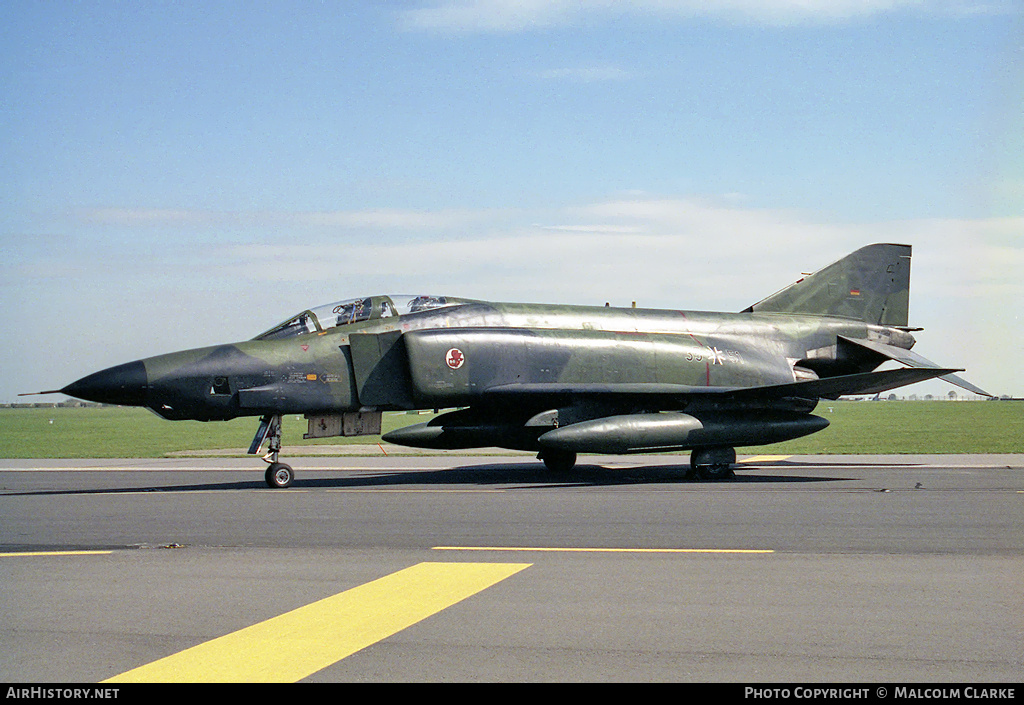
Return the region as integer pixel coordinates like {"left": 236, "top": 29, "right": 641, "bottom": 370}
{"left": 744, "top": 243, "right": 912, "bottom": 326}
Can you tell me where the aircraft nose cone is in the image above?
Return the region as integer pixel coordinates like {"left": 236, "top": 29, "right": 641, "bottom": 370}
{"left": 62, "top": 360, "right": 148, "bottom": 407}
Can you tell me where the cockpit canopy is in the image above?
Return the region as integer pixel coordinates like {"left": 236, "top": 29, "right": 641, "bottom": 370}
{"left": 255, "top": 295, "right": 464, "bottom": 341}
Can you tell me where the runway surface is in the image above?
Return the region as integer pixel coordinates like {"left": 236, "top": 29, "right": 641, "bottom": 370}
{"left": 1, "top": 454, "right": 1022, "bottom": 682}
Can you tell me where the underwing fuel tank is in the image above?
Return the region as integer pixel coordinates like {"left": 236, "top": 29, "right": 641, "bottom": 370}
{"left": 536, "top": 411, "right": 830, "bottom": 455}
{"left": 381, "top": 422, "right": 538, "bottom": 451}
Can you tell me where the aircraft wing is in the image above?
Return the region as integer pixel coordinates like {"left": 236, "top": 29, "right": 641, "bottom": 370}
{"left": 481, "top": 365, "right": 964, "bottom": 405}
{"left": 839, "top": 336, "right": 991, "bottom": 397}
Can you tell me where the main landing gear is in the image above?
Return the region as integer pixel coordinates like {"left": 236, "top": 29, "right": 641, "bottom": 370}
{"left": 688, "top": 446, "right": 736, "bottom": 481}
{"left": 538, "top": 448, "right": 577, "bottom": 473}
{"left": 537, "top": 446, "right": 736, "bottom": 481}
{"left": 249, "top": 414, "right": 295, "bottom": 488}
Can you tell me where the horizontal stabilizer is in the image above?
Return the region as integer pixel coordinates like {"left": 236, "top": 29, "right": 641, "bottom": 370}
{"left": 841, "top": 336, "right": 991, "bottom": 397}
{"left": 727, "top": 366, "right": 963, "bottom": 401}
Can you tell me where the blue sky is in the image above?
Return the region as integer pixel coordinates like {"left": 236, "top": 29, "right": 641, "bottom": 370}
{"left": 2, "top": 0, "right": 1021, "bottom": 403}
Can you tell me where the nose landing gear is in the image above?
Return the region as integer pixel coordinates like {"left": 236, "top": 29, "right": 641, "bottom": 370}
{"left": 249, "top": 414, "right": 294, "bottom": 488}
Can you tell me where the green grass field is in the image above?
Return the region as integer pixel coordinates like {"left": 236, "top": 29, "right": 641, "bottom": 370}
{"left": 0, "top": 401, "right": 1021, "bottom": 458}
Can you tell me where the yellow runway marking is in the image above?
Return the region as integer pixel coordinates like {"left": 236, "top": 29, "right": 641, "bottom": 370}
{"left": 739, "top": 455, "right": 792, "bottom": 463}
{"left": 433, "top": 546, "right": 773, "bottom": 554}
{"left": 0, "top": 550, "right": 112, "bottom": 557}
{"left": 103, "top": 561, "right": 531, "bottom": 683}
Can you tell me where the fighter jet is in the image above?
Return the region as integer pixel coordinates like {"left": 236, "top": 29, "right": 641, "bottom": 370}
{"left": 48, "top": 243, "right": 988, "bottom": 487}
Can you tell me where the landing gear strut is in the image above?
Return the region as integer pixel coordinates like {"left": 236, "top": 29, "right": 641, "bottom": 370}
{"left": 690, "top": 447, "right": 736, "bottom": 481}
{"left": 249, "top": 414, "right": 294, "bottom": 488}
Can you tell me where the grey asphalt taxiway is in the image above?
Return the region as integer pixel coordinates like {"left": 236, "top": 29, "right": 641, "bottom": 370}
{"left": 1, "top": 453, "right": 1021, "bottom": 682}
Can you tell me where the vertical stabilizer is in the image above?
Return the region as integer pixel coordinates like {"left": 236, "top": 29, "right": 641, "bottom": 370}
{"left": 745, "top": 243, "right": 912, "bottom": 326}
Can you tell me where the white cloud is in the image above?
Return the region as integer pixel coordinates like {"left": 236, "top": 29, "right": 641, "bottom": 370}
{"left": 210, "top": 195, "right": 1022, "bottom": 309}
{"left": 397, "top": 0, "right": 1012, "bottom": 32}
{"left": 399, "top": 0, "right": 591, "bottom": 32}
{"left": 66, "top": 198, "right": 1024, "bottom": 314}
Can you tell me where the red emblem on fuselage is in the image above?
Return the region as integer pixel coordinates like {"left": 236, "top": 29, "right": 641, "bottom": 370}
{"left": 445, "top": 348, "right": 465, "bottom": 369}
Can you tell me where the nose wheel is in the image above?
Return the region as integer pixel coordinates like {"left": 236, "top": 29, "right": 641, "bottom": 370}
{"left": 265, "top": 462, "right": 294, "bottom": 489}
{"left": 249, "top": 414, "right": 295, "bottom": 488}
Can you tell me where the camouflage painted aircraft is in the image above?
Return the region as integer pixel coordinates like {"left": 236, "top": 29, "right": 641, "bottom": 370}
{"left": 49, "top": 243, "right": 988, "bottom": 487}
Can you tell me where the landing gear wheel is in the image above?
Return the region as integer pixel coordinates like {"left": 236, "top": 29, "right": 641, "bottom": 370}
{"left": 690, "top": 447, "right": 736, "bottom": 482}
{"left": 265, "top": 462, "right": 294, "bottom": 489}
{"left": 539, "top": 449, "right": 577, "bottom": 473}
{"left": 695, "top": 463, "right": 733, "bottom": 481}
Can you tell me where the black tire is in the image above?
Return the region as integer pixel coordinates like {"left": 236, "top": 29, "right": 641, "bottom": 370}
{"left": 690, "top": 447, "right": 736, "bottom": 482}
{"left": 265, "top": 462, "right": 294, "bottom": 489}
{"left": 695, "top": 463, "right": 733, "bottom": 481}
{"left": 540, "top": 449, "right": 577, "bottom": 473}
